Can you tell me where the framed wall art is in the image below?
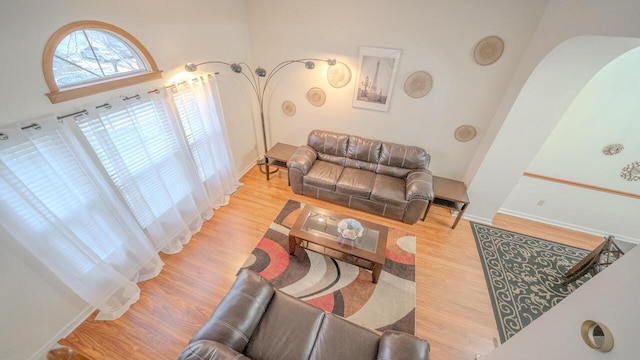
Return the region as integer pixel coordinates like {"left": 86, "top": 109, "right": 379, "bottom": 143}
{"left": 352, "top": 47, "right": 401, "bottom": 112}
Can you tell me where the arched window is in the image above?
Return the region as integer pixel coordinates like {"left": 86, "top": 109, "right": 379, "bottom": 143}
{"left": 43, "top": 20, "right": 163, "bottom": 103}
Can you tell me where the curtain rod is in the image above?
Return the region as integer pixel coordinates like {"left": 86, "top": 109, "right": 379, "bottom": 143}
{"left": 56, "top": 90, "right": 158, "bottom": 121}
{"left": 55, "top": 73, "right": 216, "bottom": 121}
{"left": 1, "top": 74, "right": 217, "bottom": 141}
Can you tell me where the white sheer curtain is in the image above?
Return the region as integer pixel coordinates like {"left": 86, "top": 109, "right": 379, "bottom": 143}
{"left": 1, "top": 81, "right": 241, "bottom": 320}
{"left": 74, "top": 90, "right": 211, "bottom": 254}
{"left": 0, "top": 116, "right": 163, "bottom": 320}
{"left": 169, "top": 74, "right": 241, "bottom": 208}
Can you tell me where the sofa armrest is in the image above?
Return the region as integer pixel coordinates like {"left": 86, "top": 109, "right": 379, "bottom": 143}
{"left": 178, "top": 340, "right": 251, "bottom": 360}
{"left": 286, "top": 145, "right": 317, "bottom": 176}
{"left": 405, "top": 169, "right": 434, "bottom": 202}
{"left": 189, "top": 270, "right": 275, "bottom": 353}
{"left": 377, "top": 331, "right": 430, "bottom": 360}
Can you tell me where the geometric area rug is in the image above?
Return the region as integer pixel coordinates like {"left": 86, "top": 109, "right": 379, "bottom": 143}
{"left": 471, "top": 222, "right": 590, "bottom": 343}
{"left": 241, "top": 199, "right": 417, "bottom": 334}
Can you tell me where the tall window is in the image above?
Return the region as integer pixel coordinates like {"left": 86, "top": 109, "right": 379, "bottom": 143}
{"left": 169, "top": 75, "right": 241, "bottom": 208}
{"left": 43, "top": 21, "right": 162, "bottom": 104}
{"left": 0, "top": 79, "right": 240, "bottom": 319}
{"left": 0, "top": 118, "right": 163, "bottom": 320}
{"left": 75, "top": 91, "right": 211, "bottom": 253}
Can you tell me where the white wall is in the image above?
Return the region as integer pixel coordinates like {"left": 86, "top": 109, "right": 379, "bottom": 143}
{"left": 500, "top": 47, "right": 640, "bottom": 242}
{"left": 466, "top": 35, "right": 640, "bottom": 229}
{"left": 244, "top": 0, "right": 549, "bottom": 179}
{"left": 461, "top": 1, "right": 640, "bottom": 358}
{"left": 501, "top": 177, "right": 639, "bottom": 243}
{"left": 0, "top": 1, "right": 253, "bottom": 359}
{"left": 465, "top": 0, "right": 640, "bottom": 225}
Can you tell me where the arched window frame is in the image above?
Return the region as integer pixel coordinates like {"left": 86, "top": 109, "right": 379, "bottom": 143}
{"left": 43, "top": 20, "right": 163, "bottom": 104}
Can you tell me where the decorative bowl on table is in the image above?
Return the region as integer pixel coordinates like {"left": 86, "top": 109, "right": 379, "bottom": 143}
{"left": 337, "top": 218, "right": 364, "bottom": 240}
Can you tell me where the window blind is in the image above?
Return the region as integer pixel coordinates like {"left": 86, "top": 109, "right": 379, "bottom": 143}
{"left": 0, "top": 130, "right": 127, "bottom": 274}
{"left": 168, "top": 75, "right": 240, "bottom": 210}
{"left": 74, "top": 91, "right": 211, "bottom": 255}
{"left": 0, "top": 120, "right": 163, "bottom": 320}
{"left": 171, "top": 83, "right": 215, "bottom": 183}
{"left": 76, "top": 96, "right": 192, "bottom": 228}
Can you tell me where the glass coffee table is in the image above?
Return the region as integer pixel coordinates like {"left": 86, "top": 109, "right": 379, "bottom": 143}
{"left": 288, "top": 205, "right": 388, "bottom": 283}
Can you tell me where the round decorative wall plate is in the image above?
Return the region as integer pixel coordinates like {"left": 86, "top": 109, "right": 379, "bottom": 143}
{"left": 474, "top": 35, "right": 504, "bottom": 66}
{"left": 602, "top": 143, "right": 624, "bottom": 156}
{"left": 454, "top": 125, "right": 477, "bottom": 142}
{"left": 307, "top": 87, "right": 326, "bottom": 107}
{"left": 282, "top": 101, "right": 296, "bottom": 116}
{"left": 620, "top": 161, "right": 640, "bottom": 182}
{"left": 404, "top": 71, "right": 433, "bottom": 98}
{"left": 327, "top": 62, "right": 352, "bottom": 88}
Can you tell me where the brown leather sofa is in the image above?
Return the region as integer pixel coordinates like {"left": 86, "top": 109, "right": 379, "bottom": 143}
{"left": 287, "top": 130, "right": 434, "bottom": 224}
{"left": 178, "top": 269, "right": 430, "bottom": 360}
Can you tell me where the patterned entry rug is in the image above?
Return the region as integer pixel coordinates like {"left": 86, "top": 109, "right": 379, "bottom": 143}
{"left": 471, "top": 222, "right": 590, "bottom": 343}
{"left": 241, "top": 199, "right": 417, "bottom": 334}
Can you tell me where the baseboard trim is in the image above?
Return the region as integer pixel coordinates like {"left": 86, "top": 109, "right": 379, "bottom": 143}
{"left": 462, "top": 213, "right": 492, "bottom": 225}
{"left": 237, "top": 161, "right": 256, "bottom": 179}
{"left": 29, "top": 305, "right": 95, "bottom": 360}
{"left": 498, "top": 209, "right": 639, "bottom": 245}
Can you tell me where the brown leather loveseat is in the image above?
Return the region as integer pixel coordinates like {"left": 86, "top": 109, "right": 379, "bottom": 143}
{"left": 287, "top": 130, "right": 434, "bottom": 224}
{"left": 178, "top": 269, "right": 430, "bottom": 360}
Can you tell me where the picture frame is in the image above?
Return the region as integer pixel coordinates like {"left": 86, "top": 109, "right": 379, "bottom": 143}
{"left": 352, "top": 47, "right": 401, "bottom": 112}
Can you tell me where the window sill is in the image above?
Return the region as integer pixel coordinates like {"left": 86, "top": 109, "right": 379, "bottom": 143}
{"left": 46, "top": 70, "right": 163, "bottom": 104}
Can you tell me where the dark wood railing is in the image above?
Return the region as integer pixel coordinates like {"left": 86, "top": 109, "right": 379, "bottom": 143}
{"left": 523, "top": 172, "right": 640, "bottom": 200}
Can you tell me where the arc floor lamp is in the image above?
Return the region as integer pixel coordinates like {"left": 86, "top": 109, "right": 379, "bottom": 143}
{"left": 185, "top": 57, "right": 337, "bottom": 174}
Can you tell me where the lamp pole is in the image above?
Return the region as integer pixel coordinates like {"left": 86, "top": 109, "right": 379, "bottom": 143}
{"left": 185, "top": 58, "right": 336, "bottom": 173}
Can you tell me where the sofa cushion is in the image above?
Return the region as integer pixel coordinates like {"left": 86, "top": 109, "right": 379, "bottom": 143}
{"left": 371, "top": 174, "right": 408, "bottom": 207}
{"left": 344, "top": 158, "right": 378, "bottom": 172}
{"left": 309, "top": 313, "right": 380, "bottom": 360}
{"left": 304, "top": 160, "right": 344, "bottom": 190}
{"left": 376, "top": 163, "right": 412, "bottom": 178}
{"left": 317, "top": 153, "right": 347, "bottom": 166}
{"left": 377, "top": 142, "right": 430, "bottom": 177}
{"left": 347, "top": 135, "right": 382, "bottom": 163}
{"left": 308, "top": 130, "right": 349, "bottom": 158}
{"left": 336, "top": 167, "right": 376, "bottom": 198}
{"left": 245, "top": 291, "right": 325, "bottom": 360}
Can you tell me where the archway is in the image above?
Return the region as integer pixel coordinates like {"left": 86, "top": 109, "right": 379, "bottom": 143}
{"left": 465, "top": 35, "right": 640, "bottom": 224}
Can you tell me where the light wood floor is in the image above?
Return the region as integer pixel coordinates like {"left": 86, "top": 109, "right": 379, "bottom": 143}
{"left": 60, "top": 166, "right": 602, "bottom": 360}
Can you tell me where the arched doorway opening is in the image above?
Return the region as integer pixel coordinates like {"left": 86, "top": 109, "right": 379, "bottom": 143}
{"left": 466, "top": 35, "right": 640, "bottom": 238}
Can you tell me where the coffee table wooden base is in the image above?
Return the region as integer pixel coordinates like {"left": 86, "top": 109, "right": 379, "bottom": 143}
{"left": 289, "top": 234, "right": 382, "bottom": 283}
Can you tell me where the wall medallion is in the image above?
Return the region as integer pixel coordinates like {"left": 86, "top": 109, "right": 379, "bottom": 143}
{"left": 602, "top": 143, "right": 624, "bottom": 156}
{"left": 620, "top": 161, "right": 640, "bottom": 181}
{"left": 282, "top": 101, "right": 296, "bottom": 116}
{"left": 474, "top": 35, "right": 504, "bottom": 66}
{"left": 307, "top": 87, "right": 326, "bottom": 107}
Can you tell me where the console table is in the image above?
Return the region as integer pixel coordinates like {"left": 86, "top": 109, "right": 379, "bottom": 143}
{"left": 423, "top": 176, "right": 470, "bottom": 229}
{"left": 264, "top": 143, "right": 298, "bottom": 181}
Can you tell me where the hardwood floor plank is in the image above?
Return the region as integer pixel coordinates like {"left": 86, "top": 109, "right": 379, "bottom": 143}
{"left": 59, "top": 166, "right": 603, "bottom": 359}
